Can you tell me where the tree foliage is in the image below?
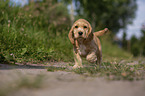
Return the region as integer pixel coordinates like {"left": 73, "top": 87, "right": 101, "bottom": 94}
{"left": 25, "top": 0, "right": 71, "bottom": 32}
{"left": 140, "top": 24, "right": 145, "bottom": 56}
{"left": 130, "top": 35, "right": 140, "bottom": 57}
{"left": 129, "top": 23, "right": 145, "bottom": 57}
{"left": 122, "top": 32, "right": 128, "bottom": 50}
{"left": 73, "top": 0, "right": 137, "bottom": 34}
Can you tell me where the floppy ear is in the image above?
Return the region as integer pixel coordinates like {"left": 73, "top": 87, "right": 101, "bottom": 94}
{"left": 86, "top": 21, "right": 93, "bottom": 41}
{"left": 68, "top": 26, "right": 75, "bottom": 45}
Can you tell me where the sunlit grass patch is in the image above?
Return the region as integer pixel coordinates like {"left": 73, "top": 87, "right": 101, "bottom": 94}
{"left": 73, "top": 62, "right": 144, "bottom": 81}
{"left": 47, "top": 61, "right": 145, "bottom": 81}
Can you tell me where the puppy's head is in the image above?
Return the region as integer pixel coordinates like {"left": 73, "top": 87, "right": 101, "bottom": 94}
{"left": 68, "top": 19, "right": 93, "bottom": 44}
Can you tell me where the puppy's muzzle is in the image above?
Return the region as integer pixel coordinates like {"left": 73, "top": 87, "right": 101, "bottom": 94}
{"left": 78, "top": 31, "right": 83, "bottom": 35}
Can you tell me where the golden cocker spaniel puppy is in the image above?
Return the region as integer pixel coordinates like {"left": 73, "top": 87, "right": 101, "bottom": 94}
{"left": 68, "top": 19, "right": 109, "bottom": 69}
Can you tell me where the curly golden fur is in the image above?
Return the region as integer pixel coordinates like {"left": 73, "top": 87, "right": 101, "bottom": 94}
{"left": 68, "top": 19, "right": 109, "bottom": 68}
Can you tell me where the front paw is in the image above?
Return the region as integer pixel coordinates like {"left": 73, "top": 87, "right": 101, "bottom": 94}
{"left": 73, "top": 65, "right": 83, "bottom": 69}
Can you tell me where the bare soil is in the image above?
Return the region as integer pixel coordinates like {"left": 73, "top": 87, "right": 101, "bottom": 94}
{"left": 0, "top": 62, "right": 145, "bottom": 96}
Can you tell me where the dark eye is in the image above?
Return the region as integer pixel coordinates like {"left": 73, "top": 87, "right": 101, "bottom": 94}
{"left": 75, "top": 26, "right": 78, "bottom": 28}
{"left": 84, "top": 26, "right": 87, "bottom": 28}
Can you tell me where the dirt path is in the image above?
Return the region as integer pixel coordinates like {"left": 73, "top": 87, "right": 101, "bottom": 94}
{"left": 0, "top": 63, "right": 145, "bottom": 96}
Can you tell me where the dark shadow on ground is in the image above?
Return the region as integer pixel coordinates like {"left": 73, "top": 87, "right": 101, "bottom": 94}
{"left": 0, "top": 63, "right": 47, "bottom": 70}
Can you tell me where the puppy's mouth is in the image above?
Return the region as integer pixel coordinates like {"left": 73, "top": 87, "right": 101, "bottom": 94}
{"left": 76, "top": 37, "right": 86, "bottom": 40}
{"left": 78, "top": 36, "right": 83, "bottom": 38}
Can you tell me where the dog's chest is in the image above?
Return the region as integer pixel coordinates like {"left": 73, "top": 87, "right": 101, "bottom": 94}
{"left": 78, "top": 44, "right": 88, "bottom": 56}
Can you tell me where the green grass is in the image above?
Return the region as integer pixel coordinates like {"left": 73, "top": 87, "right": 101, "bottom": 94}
{"left": 101, "top": 35, "right": 133, "bottom": 61}
{"left": 0, "top": 1, "right": 73, "bottom": 63}
{"left": 0, "top": 1, "right": 133, "bottom": 64}
{"left": 47, "top": 61, "right": 145, "bottom": 81}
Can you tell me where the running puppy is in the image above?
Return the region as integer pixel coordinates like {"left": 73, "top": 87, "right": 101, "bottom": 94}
{"left": 68, "top": 19, "right": 109, "bottom": 68}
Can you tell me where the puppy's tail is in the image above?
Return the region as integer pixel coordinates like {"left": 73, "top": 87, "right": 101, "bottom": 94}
{"left": 94, "top": 28, "right": 109, "bottom": 37}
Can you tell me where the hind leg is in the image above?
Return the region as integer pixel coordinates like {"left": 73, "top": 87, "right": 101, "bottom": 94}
{"left": 95, "top": 37, "right": 102, "bottom": 67}
{"left": 97, "top": 50, "right": 102, "bottom": 67}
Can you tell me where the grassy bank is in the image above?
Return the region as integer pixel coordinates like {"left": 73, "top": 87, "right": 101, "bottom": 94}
{"left": 0, "top": 1, "right": 73, "bottom": 63}
{"left": 0, "top": 1, "right": 132, "bottom": 64}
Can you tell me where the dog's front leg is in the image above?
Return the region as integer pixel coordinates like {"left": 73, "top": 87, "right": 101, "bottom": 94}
{"left": 86, "top": 52, "right": 97, "bottom": 63}
{"left": 73, "top": 51, "right": 83, "bottom": 69}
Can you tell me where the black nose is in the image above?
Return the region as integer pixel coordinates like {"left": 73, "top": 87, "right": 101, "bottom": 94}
{"left": 78, "top": 32, "right": 83, "bottom": 35}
